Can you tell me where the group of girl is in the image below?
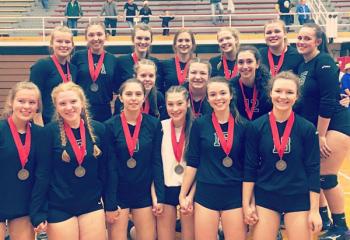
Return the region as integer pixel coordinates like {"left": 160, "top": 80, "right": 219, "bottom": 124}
{"left": 0, "top": 18, "right": 349, "bottom": 240}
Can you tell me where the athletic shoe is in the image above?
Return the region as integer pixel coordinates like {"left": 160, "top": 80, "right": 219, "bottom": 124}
{"left": 322, "top": 219, "right": 333, "bottom": 231}
{"left": 277, "top": 229, "right": 283, "bottom": 240}
{"left": 319, "top": 225, "right": 348, "bottom": 240}
{"left": 218, "top": 229, "right": 224, "bottom": 240}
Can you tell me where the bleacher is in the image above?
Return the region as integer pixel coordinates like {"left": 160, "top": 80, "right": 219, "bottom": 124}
{"left": 0, "top": 0, "right": 34, "bottom": 36}
{"left": 328, "top": 0, "right": 350, "bottom": 23}
{"left": 46, "top": 0, "right": 277, "bottom": 34}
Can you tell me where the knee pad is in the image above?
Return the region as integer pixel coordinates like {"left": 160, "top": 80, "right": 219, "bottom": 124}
{"left": 320, "top": 175, "right": 338, "bottom": 190}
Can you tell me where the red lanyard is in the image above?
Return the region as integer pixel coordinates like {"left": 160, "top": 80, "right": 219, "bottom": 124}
{"left": 175, "top": 55, "right": 190, "bottom": 85}
{"left": 88, "top": 48, "right": 105, "bottom": 82}
{"left": 222, "top": 55, "right": 238, "bottom": 80}
{"left": 121, "top": 112, "right": 142, "bottom": 157}
{"left": 170, "top": 120, "right": 186, "bottom": 164}
{"left": 64, "top": 119, "right": 86, "bottom": 165}
{"left": 51, "top": 55, "right": 71, "bottom": 82}
{"left": 267, "top": 47, "right": 286, "bottom": 77}
{"left": 211, "top": 112, "right": 234, "bottom": 156}
{"left": 238, "top": 79, "right": 258, "bottom": 120}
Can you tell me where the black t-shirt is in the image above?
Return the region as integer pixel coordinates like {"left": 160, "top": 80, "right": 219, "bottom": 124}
{"left": 259, "top": 46, "right": 303, "bottom": 75}
{"left": 71, "top": 50, "right": 118, "bottom": 105}
{"left": 30, "top": 120, "right": 107, "bottom": 225}
{"left": 0, "top": 120, "right": 44, "bottom": 220}
{"left": 277, "top": 0, "right": 291, "bottom": 13}
{"left": 104, "top": 114, "right": 164, "bottom": 209}
{"left": 296, "top": 52, "right": 344, "bottom": 125}
{"left": 160, "top": 57, "right": 190, "bottom": 94}
{"left": 124, "top": 3, "right": 138, "bottom": 21}
{"left": 186, "top": 114, "right": 246, "bottom": 186}
{"left": 182, "top": 82, "right": 213, "bottom": 117}
{"left": 245, "top": 114, "right": 320, "bottom": 195}
{"left": 209, "top": 54, "right": 238, "bottom": 78}
{"left": 29, "top": 57, "right": 77, "bottom": 124}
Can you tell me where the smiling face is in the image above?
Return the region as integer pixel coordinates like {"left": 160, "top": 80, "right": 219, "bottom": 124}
{"left": 296, "top": 26, "right": 321, "bottom": 58}
{"left": 207, "top": 81, "right": 233, "bottom": 113}
{"left": 86, "top": 24, "right": 106, "bottom": 53}
{"left": 174, "top": 32, "right": 193, "bottom": 55}
{"left": 264, "top": 22, "right": 286, "bottom": 49}
{"left": 188, "top": 62, "right": 209, "bottom": 91}
{"left": 270, "top": 78, "right": 298, "bottom": 112}
{"left": 217, "top": 30, "right": 238, "bottom": 55}
{"left": 166, "top": 91, "right": 188, "bottom": 124}
{"left": 133, "top": 29, "right": 152, "bottom": 55}
{"left": 237, "top": 50, "right": 259, "bottom": 82}
{"left": 11, "top": 89, "right": 39, "bottom": 124}
{"left": 51, "top": 31, "right": 73, "bottom": 60}
{"left": 55, "top": 90, "right": 83, "bottom": 126}
{"left": 119, "top": 82, "right": 145, "bottom": 112}
{"left": 136, "top": 64, "right": 156, "bottom": 92}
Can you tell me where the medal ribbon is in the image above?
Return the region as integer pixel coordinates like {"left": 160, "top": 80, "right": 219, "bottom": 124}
{"left": 142, "top": 98, "right": 150, "bottom": 114}
{"left": 88, "top": 48, "right": 105, "bottom": 82}
{"left": 64, "top": 119, "right": 86, "bottom": 165}
{"left": 211, "top": 112, "right": 234, "bottom": 156}
{"left": 121, "top": 112, "right": 142, "bottom": 157}
{"left": 132, "top": 52, "right": 139, "bottom": 64}
{"left": 189, "top": 91, "right": 204, "bottom": 118}
{"left": 267, "top": 47, "right": 286, "bottom": 77}
{"left": 175, "top": 55, "right": 190, "bottom": 85}
{"left": 170, "top": 120, "right": 186, "bottom": 164}
{"left": 239, "top": 79, "right": 258, "bottom": 120}
{"left": 222, "top": 55, "right": 238, "bottom": 80}
{"left": 8, "top": 117, "right": 31, "bottom": 168}
{"left": 51, "top": 55, "right": 71, "bottom": 83}
{"left": 269, "top": 111, "right": 295, "bottom": 159}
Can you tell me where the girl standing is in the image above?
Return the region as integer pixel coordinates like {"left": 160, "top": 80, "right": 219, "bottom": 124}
{"left": 0, "top": 82, "right": 42, "bottom": 240}
{"left": 30, "top": 26, "right": 77, "bottom": 125}
{"left": 30, "top": 82, "right": 107, "bottom": 240}
{"left": 209, "top": 27, "right": 240, "bottom": 79}
{"left": 105, "top": 79, "right": 164, "bottom": 240}
{"left": 180, "top": 77, "right": 247, "bottom": 240}
{"left": 243, "top": 71, "right": 322, "bottom": 240}
{"left": 160, "top": 29, "right": 196, "bottom": 94}
{"left": 71, "top": 21, "right": 118, "bottom": 122}
{"left": 157, "top": 86, "right": 195, "bottom": 240}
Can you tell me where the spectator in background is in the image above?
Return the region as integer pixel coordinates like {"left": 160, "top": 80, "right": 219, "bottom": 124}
{"left": 296, "top": 0, "right": 311, "bottom": 25}
{"left": 275, "top": 0, "right": 293, "bottom": 31}
{"left": 341, "top": 63, "right": 350, "bottom": 105}
{"left": 210, "top": 0, "right": 224, "bottom": 25}
{"left": 124, "top": 0, "right": 138, "bottom": 29}
{"left": 65, "top": 0, "right": 83, "bottom": 36}
{"left": 100, "top": 0, "right": 118, "bottom": 36}
{"left": 140, "top": 1, "right": 152, "bottom": 24}
{"left": 160, "top": 11, "right": 174, "bottom": 36}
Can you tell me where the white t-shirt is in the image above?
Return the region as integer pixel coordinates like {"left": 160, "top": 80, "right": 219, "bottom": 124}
{"left": 161, "top": 119, "right": 187, "bottom": 187}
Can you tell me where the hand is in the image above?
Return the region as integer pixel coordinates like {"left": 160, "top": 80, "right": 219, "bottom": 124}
{"left": 308, "top": 210, "right": 322, "bottom": 234}
{"left": 152, "top": 203, "right": 164, "bottom": 216}
{"left": 106, "top": 207, "right": 121, "bottom": 224}
{"left": 243, "top": 204, "right": 259, "bottom": 225}
{"left": 319, "top": 136, "right": 331, "bottom": 159}
{"left": 179, "top": 195, "right": 194, "bottom": 216}
{"left": 339, "top": 94, "right": 350, "bottom": 108}
{"left": 34, "top": 221, "right": 47, "bottom": 233}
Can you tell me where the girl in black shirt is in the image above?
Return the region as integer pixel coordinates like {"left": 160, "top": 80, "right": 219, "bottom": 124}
{"left": 30, "top": 82, "right": 107, "bottom": 240}
{"left": 183, "top": 58, "right": 213, "bottom": 118}
{"left": 209, "top": 27, "right": 240, "bottom": 79}
{"left": 296, "top": 23, "right": 350, "bottom": 240}
{"left": 30, "top": 26, "right": 77, "bottom": 125}
{"left": 71, "top": 21, "right": 118, "bottom": 122}
{"left": 105, "top": 79, "right": 164, "bottom": 240}
{"left": 114, "top": 59, "right": 167, "bottom": 120}
{"left": 180, "top": 77, "right": 247, "bottom": 240}
{"left": 0, "top": 82, "right": 43, "bottom": 240}
{"left": 160, "top": 29, "right": 196, "bottom": 93}
{"left": 115, "top": 23, "right": 162, "bottom": 91}
{"left": 243, "top": 71, "right": 322, "bottom": 240}
{"left": 231, "top": 46, "right": 272, "bottom": 121}
{"left": 259, "top": 19, "right": 303, "bottom": 75}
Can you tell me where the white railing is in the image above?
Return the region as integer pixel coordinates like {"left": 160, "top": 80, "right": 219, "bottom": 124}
{"left": 0, "top": 11, "right": 347, "bottom": 42}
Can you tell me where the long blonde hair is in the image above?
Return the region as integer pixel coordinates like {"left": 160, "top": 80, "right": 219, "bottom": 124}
{"left": 1, "top": 81, "right": 42, "bottom": 119}
{"left": 51, "top": 82, "right": 101, "bottom": 161}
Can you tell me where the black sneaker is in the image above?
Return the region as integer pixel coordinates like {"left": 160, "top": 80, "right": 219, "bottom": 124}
{"left": 319, "top": 225, "right": 348, "bottom": 240}
{"left": 218, "top": 229, "right": 224, "bottom": 240}
{"left": 322, "top": 219, "right": 333, "bottom": 231}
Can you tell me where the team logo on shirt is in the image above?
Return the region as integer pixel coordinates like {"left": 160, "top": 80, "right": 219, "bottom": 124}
{"left": 213, "top": 132, "right": 228, "bottom": 146}
{"left": 95, "top": 63, "right": 106, "bottom": 75}
{"left": 299, "top": 71, "right": 308, "bottom": 86}
{"left": 272, "top": 137, "right": 291, "bottom": 154}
